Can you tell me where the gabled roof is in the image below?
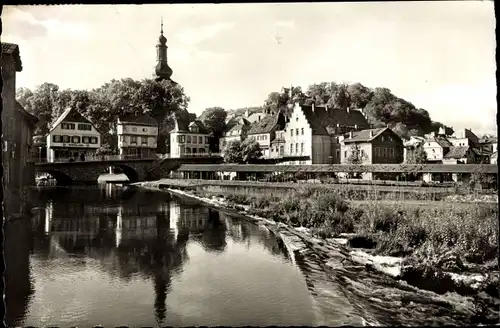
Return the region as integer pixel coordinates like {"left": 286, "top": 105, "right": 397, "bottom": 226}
{"left": 295, "top": 104, "right": 370, "bottom": 136}
{"left": 343, "top": 127, "right": 397, "bottom": 143}
{"left": 425, "top": 135, "right": 453, "bottom": 148}
{"left": 247, "top": 113, "right": 280, "bottom": 135}
{"left": 49, "top": 107, "right": 96, "bottom": 133}
{"left": 444, "top": 146, "right": 470, "bottom": 159}
{"left": 1, "top": 42, "right": 22, "bottom": 72}
{"left": 172, "top": 119, "right": 209, "bottom": 134}
{"left": 118, "top": 114, "right": 158, "bottom": 126}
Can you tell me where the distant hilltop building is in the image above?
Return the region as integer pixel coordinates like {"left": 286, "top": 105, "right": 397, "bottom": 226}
{"left": 154, "top": 18, "right": 175, "bottom": 83}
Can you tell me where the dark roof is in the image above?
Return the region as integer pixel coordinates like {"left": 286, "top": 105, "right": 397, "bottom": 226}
{"left": 247, "top": 113, "right": 280, "bottom": 135}
{"left": 1, "top": 42, "right": 23, "bottom": 72}
{"left": 342, "top": 127, "right": 402, "bottom": 144}
{"left": 118, "top": 114, "right": 158, "bottom": 126}
{"left": 297, "top": 105, "right": 369, "bottom": 136}
{"left": 444, "top": 146, "right": 470, "bottom": 159}
{"left": 425, "top": 135, "right": 453, "bottom": 148}
{"left": 176, "top": 163, "right": 498, "bottom": 174}
{"left": 173, "top": 118, "right": 209, "bottom": 134}
{"left": 49, "top": 107, "right": 97, "bottom": 133}
{"left": 15, "top": 101, "right": 38, "bottom": 126}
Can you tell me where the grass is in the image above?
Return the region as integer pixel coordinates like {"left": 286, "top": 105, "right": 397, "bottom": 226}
{"left": 192, "top": 185, "right": 499, "bottom": 268}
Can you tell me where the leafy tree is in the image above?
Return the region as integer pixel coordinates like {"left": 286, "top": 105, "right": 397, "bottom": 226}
{"left": 263, "top": 86, "right": 305, "bottom": 115}
{"left": 345, "top": 144, "right": 367, "bottom": 179}
{"left": 241, "top": 138, "right": 263, "bottom": 163}
{"left": 95, "top": 143, "right": 117, "bottom": 156}
{"left": 406, "top": 145, "right": 427, "bottom": 164}
{"left": 200, "top": 107, "right": 228, "bottom": 152}
{"left": 17, "top": 83, "right": 60, "bottom": 135}
{"left": 223, "top": 139, "right": 262, "bottom": 164}
{"left": 223, "top": 140, "right": 244, "bottom": 164}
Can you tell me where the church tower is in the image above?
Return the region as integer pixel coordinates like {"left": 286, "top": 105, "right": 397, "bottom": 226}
{"left": 154, "top": 18, "right": 174, "bottom": 82}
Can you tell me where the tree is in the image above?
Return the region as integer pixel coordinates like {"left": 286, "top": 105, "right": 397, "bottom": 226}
{"left": 95, "top": 143, "right": 117, "bottom": 156}
{"left": 200, "top": 107, "right": 228, "bottom": 152}
{"left": 345, "top": 144, "right": 367, "bottom": 179}
{"left": 240, "top": 138, "right": 263, "bottom": 163}
{"left": 406, "top": 146, "right": 427, "bottom": 164}
{"left": 222, "top": 139, "right": 262, "bottom": 164}
{"left": 223, "top": 140, "right": 244, "bottom": 164}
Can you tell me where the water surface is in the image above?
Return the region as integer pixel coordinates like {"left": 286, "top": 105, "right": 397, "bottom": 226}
{"left": 4, "top": 185, "right": 315, "bottom": 327}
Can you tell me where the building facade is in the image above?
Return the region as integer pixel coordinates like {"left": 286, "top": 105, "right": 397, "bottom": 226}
{"left": 246, "top": 111, "right": 286, "bottom": 159}
{"left": 422, "top": 133, "right": 452, "bottom": 163}
{"left": 170, "top": 119, "right": 211, "bottom": 158}
{"left": 117, "top": 114, "right": 159, "bottom": 158}
{"left": 46, "top": 108, "right": 102, "bottom": 162}
{"left": 219, "top": 117, "right": 251, "bottom": 151}
{"left": 340, "top": 127, "right": 404, "bottom": 179}
{"left": 2, "top": 42, "right": 39, "bottom": 219}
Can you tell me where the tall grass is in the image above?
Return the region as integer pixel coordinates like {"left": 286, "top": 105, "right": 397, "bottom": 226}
{"left": 193, "top": 185, "right": 499, "bottom": 266}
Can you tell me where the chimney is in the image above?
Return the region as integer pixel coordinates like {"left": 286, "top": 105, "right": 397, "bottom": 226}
{"left": 369, "top": 130, "right": 374, "bottom": 138}
{"left": 349, "top": 131, "right": 353, "bottom": 139}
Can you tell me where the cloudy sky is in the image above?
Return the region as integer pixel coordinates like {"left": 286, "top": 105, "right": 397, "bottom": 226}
{"left": 2, "top": 2, "right": 497, "bottom": 134}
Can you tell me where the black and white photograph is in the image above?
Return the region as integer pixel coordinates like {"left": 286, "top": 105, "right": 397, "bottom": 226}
{"left": 1, "top": 2, "right": 498, "bottom": 327}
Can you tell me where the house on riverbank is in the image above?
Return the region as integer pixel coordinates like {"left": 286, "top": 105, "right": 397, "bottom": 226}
{"left": 340, "top": 127, "right": 404, "bottom": 180}
{"left": 2, "top": 42, "right": 39, "bottom": 219}
{"left": 117, "top": 114, "right": 159, "bottom": 158}
{"left": 169, "top": 117, "right": 211, "bottom": 158}
{"left": 46, "top": 107, "right": 102, "bottom": 162}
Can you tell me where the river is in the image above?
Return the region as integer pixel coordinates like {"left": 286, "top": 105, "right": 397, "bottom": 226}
{"left": 4, "top": 185, "right": 314, "bottom": 327}
{"left": 5, "top": 185, "right": 497, "bottom": 327}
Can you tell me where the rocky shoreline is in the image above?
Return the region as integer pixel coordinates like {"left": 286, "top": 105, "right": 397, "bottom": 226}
{"left": 134, "top": 181, "right": 499, "bottom": 324}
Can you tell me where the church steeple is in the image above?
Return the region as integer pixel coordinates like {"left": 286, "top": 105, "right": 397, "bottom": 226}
{"left": 154, "top": 18, "right": 173, "bottom": 81}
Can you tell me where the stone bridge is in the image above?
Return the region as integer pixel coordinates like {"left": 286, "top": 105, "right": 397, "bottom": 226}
{"left": 35, "top": 156, "right": 223, "bottom": 185}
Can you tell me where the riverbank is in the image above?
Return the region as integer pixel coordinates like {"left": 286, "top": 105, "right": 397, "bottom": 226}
{"left": 135, "top": 180, "right": 499, "bottom": 323}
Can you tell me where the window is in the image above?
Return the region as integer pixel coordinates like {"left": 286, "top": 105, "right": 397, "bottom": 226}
{"left": 199, "top": 148, "right": 205, "bottom": 153}
{"left": 77, "top": 124, "right": 92, "bottom": 131}
{"left": 295, "top": 143, "right": 299, "bottom": 153}
{"left": 383, "top": 148, "right": 387, "bottom": 157}
{"left": 61, "top": 123, "right": 75, "bottom": 130}
{"left": 291, "top": 130, "right": 294, "bottom": 137}
{"left": 82, "top": 136, "right": 90, "bottom": 144}
{"left": 142, "top": 137, "right": 147, "bottom": 145}
{"left": 301, "top": 143, "right": 304, "bottom": 153}
{"left": 186, "top": 147, "right": 191, "bottom": 153}
{"left": 72, "top": 136, "right": 81, "bottom": 143}
{"left": 193, "top": 136, "right": 197, "bottom": 144}
{"left": 290, "top": 144, "right": 294, "bottom": 154}
{"left": 381, "top": 136, "right": 385, "bottom": 142}
{"left": 131, "top": 136, "right": 137, "bottom": 144}
{"left": 90, "top": 137, "right": 98, "bottom": 144}
{"left": 62, "top": 135, "right": 71, "bottom": 143}
{"left": 52, "top": 135, "right": 62, "bottom": 143}
{"left": 296, "top": 116, "right": 298, "bottom": 122}
{"left": 187, "top": 136, "right": 191, "bottom": 143}
{"left": 199, "top": 136, "right": 203, "bottom": 144}
{"left": 132, "top": 127, "right": 137, "bottom": 132}
{"left": 390, "top": 148, "right": 394, "bottom": 157}
{"left": 301, "top": 128, "right": 304, "bottom": 135}
{"left": 296, "top": 128, "right": 299, "bottom": 136}
{"left": 344, "top": 151, "right": 347, "bottom": 158}
{"left": 177, "top": 135, "right": 185, "bottom": 143}
{"left": 142, "top": 128, "right": 147, "bottom": 132}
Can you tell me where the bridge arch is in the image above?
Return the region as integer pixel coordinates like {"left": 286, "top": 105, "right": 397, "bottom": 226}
{"left": 38, "top": 170, "right": 73, "bottom": 186}
{"left": 112, "top": 164, "right": 139, "bottom": 183}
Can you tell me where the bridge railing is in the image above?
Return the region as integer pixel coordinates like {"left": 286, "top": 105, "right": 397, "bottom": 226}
{"left": 34, "top": 152, "right": 223, "bottom": 164}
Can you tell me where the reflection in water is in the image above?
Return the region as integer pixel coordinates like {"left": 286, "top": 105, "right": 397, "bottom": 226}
{"left": 5, "top": 185, "right": 312, "bottom": 327}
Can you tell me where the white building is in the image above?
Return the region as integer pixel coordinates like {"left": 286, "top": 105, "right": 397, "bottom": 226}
{"left": 170, "top": 119, "right": 211, "bottom": 158}
{"left": 46, "top": 107, "right": 101, "bottom": 162}
{"left": 117, "top": 114, "right": 159, "bottom": 158}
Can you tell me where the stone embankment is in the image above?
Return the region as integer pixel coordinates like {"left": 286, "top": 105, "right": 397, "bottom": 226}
{"left": 134, "top": 180, "right": 499, "bottom": 325}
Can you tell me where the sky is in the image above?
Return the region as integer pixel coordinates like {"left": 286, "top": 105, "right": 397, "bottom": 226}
{"left": 2, "top": 2, "right": 497, "bottom": 135}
